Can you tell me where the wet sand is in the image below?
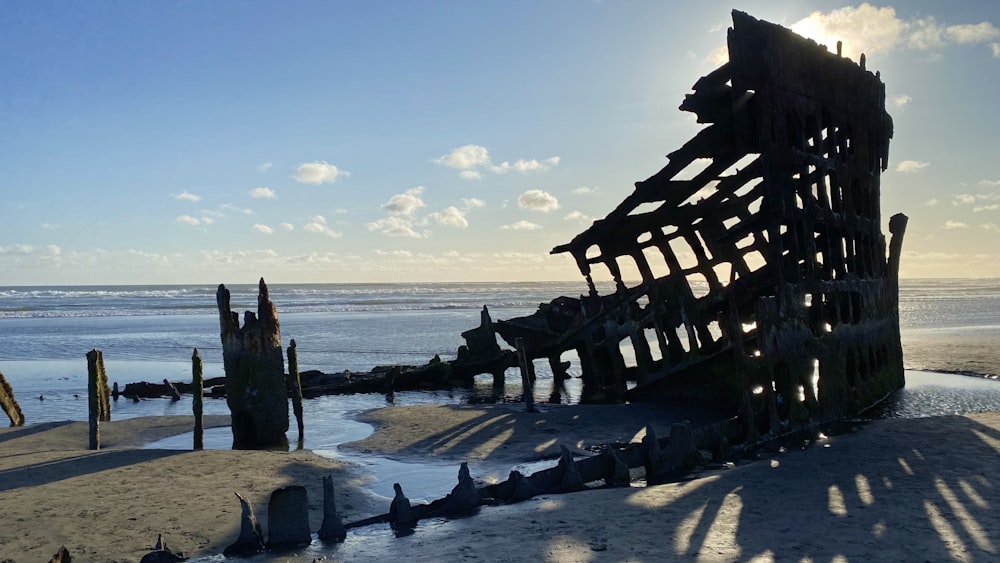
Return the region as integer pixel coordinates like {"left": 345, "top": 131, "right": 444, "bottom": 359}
{"left": 1, "top": 406, "right": 998, "bottom": 561}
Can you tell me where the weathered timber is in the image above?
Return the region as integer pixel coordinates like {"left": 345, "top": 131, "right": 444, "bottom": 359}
{"left": 493, "top": 10, "right": 908, "bottom": 431}
{"left": 99, "top": 353, "right": 111, "bottom": 421}
{"left": 515, "top": 337, "right": 537, "bottom": 413}
{"left": 86, "top": 349, "right": 104, "bottom": 449}
{"left": 119, "top": 352, "right": 517, "bottom": 401}
{"left": 48, "top": 546, "right": 72, "bottom": 563}
{"left": 217, "top": 279, "right": 289, "bottom": 450}
{"left": 162, "top": 379, "right": 181, "bottom": 401}
{"left": 266, "top": 486, "right": 311, "bottom": 548}
{"left": 120, "top": 377, "right": 226, "bottom": 399}
{"left": 288, "top": 339, "right": 305, "bottom": 443}
{"left": 224, "top": 492, "right": 265, "bottom": 557}
{"left": 192, "top": 348, "right": 204, "bottom": 450}
{"left": 318, "top": 474, "right": 347, "bottom": 542}
{"left": 0, "top": 370, "right": 25, "bottom": 427}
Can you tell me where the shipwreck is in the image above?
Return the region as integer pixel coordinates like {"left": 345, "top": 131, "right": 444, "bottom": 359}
{"left": 494, "top": 11, "right": 908, "bottom": 435}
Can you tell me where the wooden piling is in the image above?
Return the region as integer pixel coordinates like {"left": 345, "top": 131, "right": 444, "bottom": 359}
{"left": 288, "top": 339, "right": 305, "bottom": 443}
{"left": 515, "top": 337, "right": 536, "bottom": 413}
{"left": 193, "top": 348, "right": 204, "bottom": 450}
{"left": 95, "top": 350, "right": 111, "bottom": 422}
{"left": 86, "top": 349, "right": 102, "bottom": 449}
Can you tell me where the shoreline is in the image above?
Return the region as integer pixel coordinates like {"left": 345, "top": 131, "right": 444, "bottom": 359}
{"left": 2, "top": 402, "right": 1000, "bottom": 560}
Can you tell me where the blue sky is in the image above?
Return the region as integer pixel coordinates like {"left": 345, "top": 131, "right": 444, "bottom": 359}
{"left": 2, "top": 1, "right": 999, "bottom": 285}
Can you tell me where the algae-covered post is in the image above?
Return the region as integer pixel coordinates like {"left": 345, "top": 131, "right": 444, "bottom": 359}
{"left": 217, "top": 278, "right": 289, "bottom": 450}
{"left": 192, "top": 348, "right": 204, "bottom": 450}
{"left": 86, "top": 349, "right": 104, "bottom": 449}
{"left": 0, "top": 370, "right": 25, "bottom": 427}
{"left": 94, "top": 349, "right": 111, "bottom": 422}
{"left": 288, "top": 339, "right": 305, "bottom": 444}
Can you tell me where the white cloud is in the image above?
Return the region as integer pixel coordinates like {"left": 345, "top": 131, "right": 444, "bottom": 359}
{"left": 462, "top": 198, "right": 486, "bottom": 209}
{"left": 573, "top": 186, "right": 599, "bottom": 195}
{"left": 258, "top": 162, "right": 273, "bottom": 173}
{"left": 518, "top": 189, "right": 560, "bottom": 212}
{"left": 980, "top": 179, "right": 1000, "bottom": 187}
{"left": 281, "top": 222, "right": 295, "bottom": 231}
{"left": 200, "top": 217, "right": 215, "bottom": 226}
{"left": 982, "top": 223, "right": 1000, "bottom": 233}
{"left": 366, "top": 216, "right": 426, "bottom": 238}
{"left": 896, "top": 160, "right": 929, "bottom": 173}
{"left": 427, "top": 206, "right": 469, "bottom": 228}
{"left": 790, "top": 4, "right": 1000, "bottom": 60}
{"left": 500, "top": 220, "right": 542, "bottom": 231}
{"left": 383, "top": 187, "right": 426, "bottom": 216}
{"left": 924, "top": 198, "right": 939, "bottom": 207}
{"left": 434, "top": 145, "right": 559, "bottom": 179}
{"left": 564, "top": 210, "right": 593, "bottom": 223}
{"left": 890, "top": 94, "right": 911, "bottom": 109}
{"left": 175, "top": 215, "right": 203, "bottom": 226}
{"left": 993, "top": 43, "right": 1000, "bottom": 57}
{"left": 293, "top": 161, "right": 349, "bottom": 185}
{"left": 493, "top": 157, "right": 561, "bottom": 174}
{"left": 249, "top": 187, "right": 276, "bottom": 199}
{"left": 974, "top": 204, "right": 1000, "bottom": 212}
{"left": 954, "top": 194, "right": 977, "bottom": 205}
{"left": 253, "top": 224, "right": 274, "bottom": 234}
{"left": 303, "top": 218, "right": 342, "bottom": 238}
{"left": 435, "top": 145, "right": 491, "bottom": 170}
{"left": 944, "top": 220, "right": 970, "bottom": 229}
{"left": 45, "top": 244, "right": 61, "bottom": 256}
{"left": 173, "top": 191, "right": 202, "bottom": 202}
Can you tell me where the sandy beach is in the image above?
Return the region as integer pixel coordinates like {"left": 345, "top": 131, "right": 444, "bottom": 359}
{"left": 1, "top": 404, "right": 998, "bottom": 562}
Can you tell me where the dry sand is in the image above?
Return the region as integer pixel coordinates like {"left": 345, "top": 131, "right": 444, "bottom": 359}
{"left": 1, "top": 407, "right": 999, "bottom": 562}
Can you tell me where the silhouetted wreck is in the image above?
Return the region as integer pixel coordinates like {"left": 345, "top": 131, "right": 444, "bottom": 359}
{"left": 495, "top": 11, "right": 908, "bottom": 434}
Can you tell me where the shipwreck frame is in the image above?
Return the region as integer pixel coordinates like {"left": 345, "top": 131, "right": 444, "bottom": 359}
{"left": 494, "top": 11, "right": 908, "bottom": 435}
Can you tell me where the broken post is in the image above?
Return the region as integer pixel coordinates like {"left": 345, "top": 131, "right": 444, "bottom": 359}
{"left": 86, "top": 349, "right": 103, "bottom": 450}
{"left": 318, "top": 474, "right": 347, "bottom": 542}
{"left": 288, "top": 339, "right": 305, "bottom": 444}
{"left": 95, "top": 349, "right": 111, "bottom": 422}
{"left": 217, "top": 279, "right": 289, "bottom": 450}
{"left": 515, "top": 337, "right": 536, "bottom": 413}
{"left": 192, "top": 348, "right": 204, "bottom": 450}
{"left": 0, "top": 370, "right": 24, "bottom": 427}
{"left": 162, "top": 379, "right": 181, "bottom": 402}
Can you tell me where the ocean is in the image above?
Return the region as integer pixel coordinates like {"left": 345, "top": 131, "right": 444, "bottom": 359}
{"left": 1, "top": 279, "right": 999, "bottom": 416}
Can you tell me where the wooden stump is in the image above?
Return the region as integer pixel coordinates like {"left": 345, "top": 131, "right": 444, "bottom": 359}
{"left": 217, "top": 279, "right": 289, "bottom": 450}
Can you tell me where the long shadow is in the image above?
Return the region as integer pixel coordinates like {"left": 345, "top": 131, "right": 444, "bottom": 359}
{"left": 370, "top": 401, "right": 722, "bottom": 468}
{"left": 0, "top": 420, "right": 76, "bottom": 445}
{"left": 503, "top": 413, "right": 1000, "bottom": 561}
{"left": 0, "top": 448, "right": 186, "bottom": 492}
